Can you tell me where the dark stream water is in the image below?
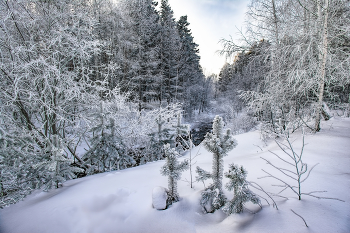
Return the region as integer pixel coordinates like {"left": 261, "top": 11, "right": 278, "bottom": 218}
{"left": 190, "top": 121, "right": 213, "bottom": 146}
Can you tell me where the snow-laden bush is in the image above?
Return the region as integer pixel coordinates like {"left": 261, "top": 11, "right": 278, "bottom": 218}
{"left": 83, "top": 88, "right": 184, "bottom": 173}
{"left": 34, "top": 135, "right": 84, "bottom": 191}
{"left": 227, "top": 110, "right": 257, "bottom": 135}
{"left": 0, "top": 128, "right": 35, "bottom": 208}
{"left": 196, "top": 115, "right": 237, "bottom": 213}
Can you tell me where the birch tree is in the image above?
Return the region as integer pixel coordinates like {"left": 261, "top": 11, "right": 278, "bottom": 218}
{"left": 221, "top": 0, "right": 350, "bottom": 133}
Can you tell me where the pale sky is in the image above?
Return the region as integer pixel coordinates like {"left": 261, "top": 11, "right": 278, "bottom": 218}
{"left": 168, "top": 0, "right": 250, "bottom": 75}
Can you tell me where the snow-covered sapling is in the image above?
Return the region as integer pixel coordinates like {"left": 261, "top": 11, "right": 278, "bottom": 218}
{"left": 261, "top": 131, "right": 316, "bottom": 200}
{"left": 261, "top": 127, "right": 344, "bottom": 203}
{"left": 34, "top": 135, "right": 84, "bottom": 191}
{"left": 222, "top": 163, "right": 260, "bottom": 214}
{"left": 150, "top": 113, "right": 174, "bottom": 161}
{"left": 160, "top": 144, "right": 189, "bottom": 206}
{"left": 83, "top": 103, "right": 135, "bottom": 174}
{"left": 196, "top": 115, "right": 237, "bottom": 212}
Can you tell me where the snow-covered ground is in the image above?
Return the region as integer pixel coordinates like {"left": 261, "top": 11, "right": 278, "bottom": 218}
{"left": 1, "top": 117, "right": 349, "bottom": 233}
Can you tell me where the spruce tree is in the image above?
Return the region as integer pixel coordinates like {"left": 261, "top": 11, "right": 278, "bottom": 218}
{"left": 121, "top": 0, "right": 162, "bottom": 109}
{"left": 176, "top": 15, "right": 205, "bottom": 115}
{"left": 196, "top": 115, "right": 237, "bottom": 212}
{"left": 159, "top": 0, "right": 181, "bottom": 104}
{"left": 222, "top": 163, "right": 260, "bottom": 214}
{"left": 0, "top": 127, "right": 35, "bottom": 207}
{"left": 160, "top": 144, "right": 189, "bottom": 206}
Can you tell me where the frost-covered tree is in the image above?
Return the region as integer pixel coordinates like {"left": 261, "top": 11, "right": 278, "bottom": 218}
{"left": 149, "top": 106, "right": 179, "bottom": 160}
{"left": 176, "top": 15, "right": 206, "bottom": 115}
{"left": 173, "top": 113, "right": 190, "bottom": 153}
{"left": 159, "top": 0, "right": 181, "bottom": 104}
{"left": 34, "top": 135, "right": 83, "bottom": 191}
{"left": 221, "top": 0, "right": 350, "bottom": 133}
{"left": 83, "top": 101, "right": 135, "bottom": 174}
{"left": 160, "top": 144, "right": 189, "bottom": 206}
{"left": 119, "top": 0, "right": 162, "bottom": 109}
{"left": 196, "top": 115, "right": 237, "bottom": 212}
{"left": 222, "top": 163, "right": 260, "bottom": 214}
{"left": 0, "top": 126, "right": 35, "bottom": 207}
{"left": 0, "top": 0, "right": 100, "bottom": 165}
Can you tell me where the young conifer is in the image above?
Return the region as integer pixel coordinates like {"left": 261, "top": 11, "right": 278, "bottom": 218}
{"left": 222, "top": 163, "right": 260, "bottom": 214}
{"left": 196, "top": 115, "right": 237, "bottom": 212}
{"left": 160, "top": 144, "right": 189, "bottom": 206}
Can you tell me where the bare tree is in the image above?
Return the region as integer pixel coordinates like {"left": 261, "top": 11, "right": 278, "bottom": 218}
{"left": 220, "top": 0, "right": 350, "bottom": 134}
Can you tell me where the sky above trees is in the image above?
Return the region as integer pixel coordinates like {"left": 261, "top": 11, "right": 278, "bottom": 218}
{"left": 168, "top": 0, "right": 249, "bottom": 75}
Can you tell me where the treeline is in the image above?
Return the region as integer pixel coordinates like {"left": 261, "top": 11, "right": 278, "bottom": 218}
{"left": 0, "top": 0, "right": 208, "bottom": 207}
{"left": 217, "top": 0, "right": 350, "bottom": 135}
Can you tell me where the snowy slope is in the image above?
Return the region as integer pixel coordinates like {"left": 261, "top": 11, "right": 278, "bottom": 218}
{"left": 1, "top": 117, "right": 349, "bottom": 233}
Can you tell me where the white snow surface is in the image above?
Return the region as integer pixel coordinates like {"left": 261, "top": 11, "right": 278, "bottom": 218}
{"left": 1, "top": 117, "right": 349, "bottom": 233}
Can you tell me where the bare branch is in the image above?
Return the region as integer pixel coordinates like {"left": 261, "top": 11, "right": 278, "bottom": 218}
{"left": 291, "top": 209, "right": 309, "bottom": 227}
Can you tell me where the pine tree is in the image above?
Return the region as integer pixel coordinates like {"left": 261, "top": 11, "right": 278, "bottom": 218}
{"left": 160, "top": 144, "right": 189, "bottom": 206}
{"left": 176, "top": 16, "right": 201, "bottom": 88}
{"left": 0, "top": 127, "right": 35, "bottom": 207}
{"left": 222, "top": 163, "right": 260, "bottom": 214}
{"left": 196, "top": 115, "right": 237, "bottom": 212}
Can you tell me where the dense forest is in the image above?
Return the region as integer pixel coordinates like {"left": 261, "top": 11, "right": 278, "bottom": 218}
{"left": 0, "top": 0, "right": 349, "bottom": 208}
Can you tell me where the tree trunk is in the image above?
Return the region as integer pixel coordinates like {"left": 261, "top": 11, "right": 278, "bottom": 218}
{"left": 315, "top": 0, "right": 329, "bottom": 132}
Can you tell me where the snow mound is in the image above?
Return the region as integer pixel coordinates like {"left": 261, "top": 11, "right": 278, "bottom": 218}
{"left": 152, "top": 186, "right": 168, "bottom": 210}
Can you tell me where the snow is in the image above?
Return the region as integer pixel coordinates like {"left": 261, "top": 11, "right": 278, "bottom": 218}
{"left": 152, "top": 187, "right": 168, "bottom": 210}
{"left": 1, "top": 117, "right": 349, "bottom": 233}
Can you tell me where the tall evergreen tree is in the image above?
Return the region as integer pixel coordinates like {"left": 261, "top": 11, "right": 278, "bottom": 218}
{"left": 159, "top": 0, "right": 181, "bottom": 104}
{"left": 121, "top": 0, "right": 162, "bottom": 110}
{"left": 177, "top": 15, "right": 206, "bottom": 115}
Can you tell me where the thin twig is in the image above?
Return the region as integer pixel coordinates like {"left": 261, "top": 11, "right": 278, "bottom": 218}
{"left": 291, "top": 209, "right": 308, "bottom": 227}
{"left": 253, "top": 144, "right": 263, "bottom": 152}
{"left": 249, "top": 181, "right": 279, "bottom": 209}
{"left": 261, "top": 157, "right": 298, "bottom": 180}
{"left": 261, "top": 169, "right": 299, "bottom": 196}
{"left": 268, "top": 150, "right": 295, "bottom": 166}
{"left": 301, "top": 193, "right": 345, "bottom": 202}
{"left": 300, "top": 163, "right": 319, "bottom": 183}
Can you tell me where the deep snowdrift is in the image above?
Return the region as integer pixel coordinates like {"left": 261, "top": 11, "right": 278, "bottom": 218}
{"left": 1, "top": 117, "right": 349, "bottom": 233}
